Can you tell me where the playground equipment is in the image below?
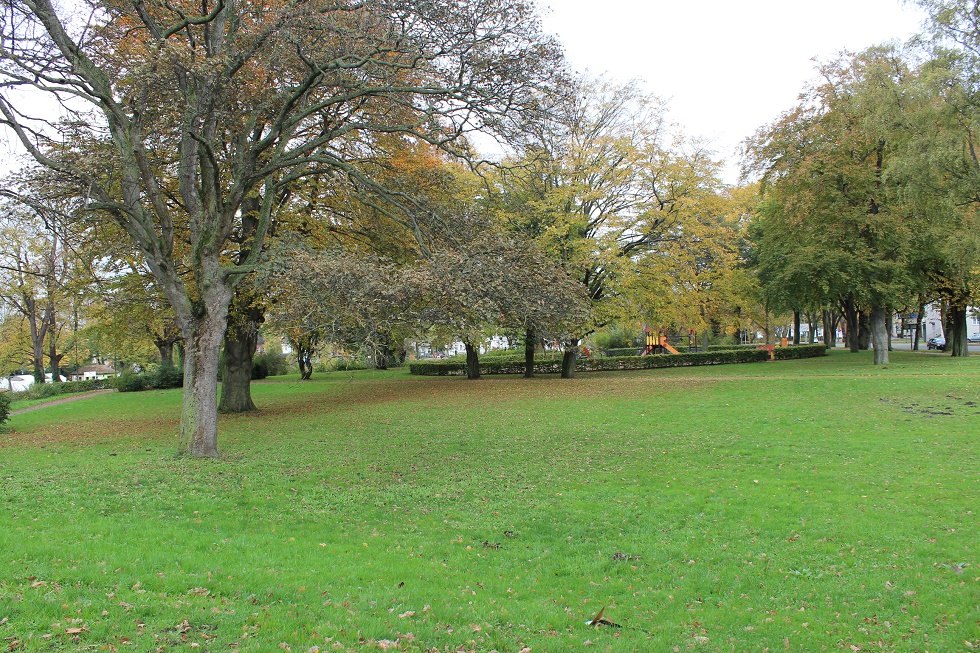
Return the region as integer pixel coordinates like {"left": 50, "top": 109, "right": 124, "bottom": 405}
{"left": 640, "top": 327, "right": 679, "bottom": 355}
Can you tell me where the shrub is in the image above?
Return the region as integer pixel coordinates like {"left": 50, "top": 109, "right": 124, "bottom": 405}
{"left": 60, "top": 379, "right": 112, "bottom": 393}
{"left": 257, "top": 350, "right": 290, "bottom": 377}
{"left": 0, "top": 392, "right": 10, "bottom": 425}
{"left": 151, "top": 365, "right": 184, "bottom": 389}
{"left": 773, "top": 343, "right": 828, "bottom": 360}
{"left": 315, "top": 357, "right": 370, "bottom": 373}
{"left": 114, "top": 372, "right": 147, "bottom": 393}
{"left": 602, "top": 347, "right": 642, "bottom": 357}
{"left": 410, "top": 344, "right": 827, "bottom": 376}
{"left": 251, "top": 358, "right": 269, "bottom": 380}
{"left": 411, "top": 349, "right": 772, "bottom": 376}
{"left": 21, "top": 383, "right": 62, "bottom": 399}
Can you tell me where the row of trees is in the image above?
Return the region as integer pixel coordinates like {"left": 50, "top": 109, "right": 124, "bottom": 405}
{"left": 0, "top": 0, "right": 975, "bottom": 456}
{"left": 743, "top": 0, "right": 979, "bottom": 364}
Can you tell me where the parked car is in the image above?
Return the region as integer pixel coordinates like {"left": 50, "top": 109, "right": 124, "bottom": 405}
{"left": 927, "top": 336, "right": 946, "bottom": 350}
{"left": 968, "top": 333, "right": 980, "bottom": 343}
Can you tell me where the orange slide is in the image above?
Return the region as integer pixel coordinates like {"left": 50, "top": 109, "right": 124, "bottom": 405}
{"left": 658, "top": 335, "right": 679, "bottom": 355}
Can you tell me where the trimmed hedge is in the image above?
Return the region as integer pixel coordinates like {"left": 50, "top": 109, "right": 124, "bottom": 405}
{"left": 602, "top": 347, "right": 643, "bottom": 357}
{"left": 58, "top": 378, "right": 113, "bottom": 393}
{"left": 773, "top": 343, "right": 828, "bottom": 360}
{"left": 410, "top": 344, "right": 826, "bottom": 376}
{"left": 7, "top": 378, "right": 113, "bottom": 402}
{"left": 115, "top": 366, "right": 184, "bottom": 392}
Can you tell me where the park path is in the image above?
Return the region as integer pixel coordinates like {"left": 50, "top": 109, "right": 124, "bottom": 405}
{"left": 9, "top": 389, "right": 114, "bottom": 416}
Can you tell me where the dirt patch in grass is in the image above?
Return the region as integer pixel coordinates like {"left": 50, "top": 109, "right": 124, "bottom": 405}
{"left": 1, "top": 415, "right": 176, "bottom": 449}
{"left": 4, "top": 373, "right": 717, "bottom": 450}
{"left": 251, "top": 373, "right": 718, "bottom": 419}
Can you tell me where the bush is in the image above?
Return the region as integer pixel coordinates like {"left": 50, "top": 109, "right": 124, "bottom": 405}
{"left": 410, "top": 344, "right": 828, "bottom": 376}
{"left": 254, "top": 351, "right": 290, "bottom": 378}
{"left": 114, "top": 372, "right": 148, "bottom": 393}
{"left": 411, "top": 349, "right": 772, "bottom": 376}
{"left": 151, "top": 365, "right": 184, "bottom": 389}
{"left": 60, "top": 379, "right": 112, "bottom": 393}
{"left": 20, "top": 382, "right": 62, "bottom": 399}
{"left": 602, "top": 347, "right": 642, "bottom": 357}
{"left": 314, "top": 356, "right": 371, "bottom": 373}
{"left": 773, "top": 343, "right": 828, "bottom": 360}
{"left": 0, "top": 392, "right": 10, "bottom": 425}
{"left": 251, "top": 358, "right": 269, "bottom": 380}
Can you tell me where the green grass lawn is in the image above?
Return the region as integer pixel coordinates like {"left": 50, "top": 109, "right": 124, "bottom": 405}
{"left": 0, "top": 351, "right": 977, "bottom": 652}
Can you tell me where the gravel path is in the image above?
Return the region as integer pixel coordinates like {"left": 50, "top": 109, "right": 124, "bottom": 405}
{"left": 9, "top": 389, "right": 114, "bottom": 416}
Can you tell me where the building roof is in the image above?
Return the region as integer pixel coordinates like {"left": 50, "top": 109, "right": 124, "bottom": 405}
{"left": 73, "top": 364, "right": 116, "bottom": 375}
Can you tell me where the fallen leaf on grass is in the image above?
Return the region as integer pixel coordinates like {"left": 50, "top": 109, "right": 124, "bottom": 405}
{"left": 585, "top": 607, "right": 621, "bottom": 628}
{"left": 64, "top": 627, "right": 86, "bottom": 635}
{"left": 397, "top": 611, "right": 415, "bottom": 619}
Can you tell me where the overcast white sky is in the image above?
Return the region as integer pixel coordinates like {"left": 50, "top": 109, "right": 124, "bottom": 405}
{"left": 538, "top": 0, "right": 927, "bottom": 183}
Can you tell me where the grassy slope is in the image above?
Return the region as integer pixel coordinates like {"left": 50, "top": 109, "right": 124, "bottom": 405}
{"left": 0, "top": 351, "right": 977, "bottom": 652}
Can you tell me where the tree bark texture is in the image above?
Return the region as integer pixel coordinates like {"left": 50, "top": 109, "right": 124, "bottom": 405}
{"left": 822, "top": 310, "right": 837, "bottom": 348}
{"left": 178, "top": 286, "right": 233, "bottom": 457}
{"left": 793, "top": 310, "right": 801, "bottom": 345}
{"left": 912, "top": 301, "right": 925, "bottom": 351}
{"left": 219, "top": 313, "right": 258, "bottom": 413}
{"left": 374, "top": 338, "right": 392, "bottom": 370}
{"left": 156, "top": 338, "right": 176, "bottom": 368}
{"left": 870, "top": 306, "right": 889, "bottom": 365}
{"left": 947, "top": 304, "right": 969, "bottom": 357}
{"left": 297, "top": 346, "right": 314, "bottom": 380}
{"left": 31, "top": 335, "right": 45, "bottom": 383}
{"left": 842, "top": 299, "right": 860, "bottom": 353}
{"left": 858, "top": 311, "right": 871, "bottom": 350}
{"left": 464, "top": 342, "right": 480, "bottom": 380}
{"left": 524, "top": 326, "right": 535, "bottom": 378}
{"left": 560, "top": 339, "right": 578, "bottom": 379}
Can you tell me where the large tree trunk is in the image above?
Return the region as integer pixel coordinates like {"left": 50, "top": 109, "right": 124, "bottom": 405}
{"left": 947, "top": 304, "right": 969, "bottom": 357}
{"left": 219, "top": 315, "right": 258, "bottom": 413}
{"left": 48, "top": 343, "right": 63, "bottom": 383}
{"left": 47, "top": 304, "right": 61, "bottom": 382}
{"left": 822, "top": 309, "right": 837, "bottom": 348}
{"left": 25, "top": 305, "right": 47, "bottom": 383}
{"left": 870, "top": 306, "right": 889, "bottom": 365}
{"left": 912, "top": 301, "right": 925, "bottom": 351}
{"left": 885, "top": 313, "right": 893, "bottom": 351}
{"left": 464, "top": 342, "right": 480, "bottom": 380}
{"left": 178, "top": 286, "right": 233, "bottom": 457}
{"left": 857, "top": 311, "right": 871, "bottom": 350}
{"left": 374, "top": 337, "right": 392, "bottom": 370}
{"left": 31, "top": 337, "right": 45, "bottom": 384}
{"left": 155, "top": 338, "right": 176, "bottom": 368}
{"left": 792, "top": 310, "right": 801, "bottom": 345}
{"left": 842, "top": 298, "right": 859, "bottom": 353}
{"left": 297, "top": 345, "right": 314, "bottom": 380}
{"left": 524, "top": 326, "right": 535, "bottom": 378}
{"left": 219, "top": 288, "right": 264, "bottom": 413}
{"left": 560, "top": 339, "right": 578, "bottom": 379}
